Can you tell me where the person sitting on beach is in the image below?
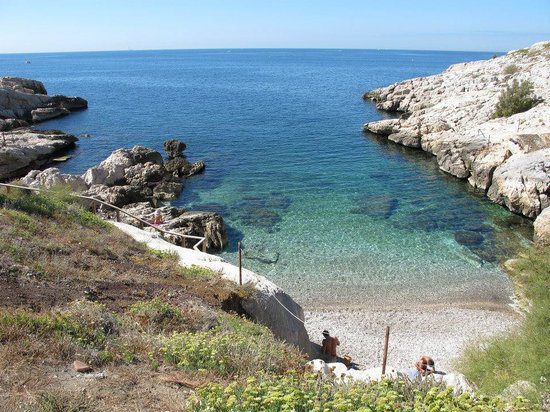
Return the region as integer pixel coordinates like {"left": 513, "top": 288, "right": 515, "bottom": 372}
{"left": 321, "top": 330, "right": 340, "bottom": 362}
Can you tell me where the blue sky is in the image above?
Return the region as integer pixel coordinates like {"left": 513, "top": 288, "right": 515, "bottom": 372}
{"left": 1, "top": 0, "right": 549, "bottom": 53}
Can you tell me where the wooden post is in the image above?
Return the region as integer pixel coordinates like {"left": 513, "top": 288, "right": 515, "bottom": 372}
{"left": 91, "top": 202, "right": 97, "bottom": 214}
{"left": 238, "top": 241, "right": 242, "bottom": 286}
{"left": 381, "top": 326, "right": 390, "bottom": 375}
{"left": 182, "top": 237, "right": 187, "bottom": 249}
{"left": 6, "top": 185, "right": 10, "bottom": 195}
{"left": 202, "top": 239, "right": 206, "bottom": 253}
{"left": 115, "top": 210, "right": 120, "bottom": 222}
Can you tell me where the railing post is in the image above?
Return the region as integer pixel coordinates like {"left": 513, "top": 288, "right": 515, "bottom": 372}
{"left": 6, "top": 185, "right": 10, "bottom": 195}
{"left": 138, "top": 219, "right": 143, "bottom": 229}
{"left": 238, "top": 241, "right": 242, "bottom": 286}
{"left": 116, "top": 210, "right": 120, "bottom": 222}
{"left": 381, "top": 326, "right": 390, "bottom": 375}
{"left": 182, "top": 237, "right": 187, "bottom": 248}
{"left": 91, "top": 202, "right": 97, "bottom": 214}
{"left": 202, "top": 239, "right": 206, "bottom": 253}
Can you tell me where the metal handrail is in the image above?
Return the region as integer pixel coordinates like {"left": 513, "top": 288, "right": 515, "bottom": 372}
{"left": 0, "top": 182, "right": 207, "bottom": 252}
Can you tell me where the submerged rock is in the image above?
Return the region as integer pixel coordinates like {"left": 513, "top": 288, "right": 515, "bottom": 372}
{"left": 350, "top": 194, "right": 399, "bottom": 219}
{"left": 454, "top": 231, "right": 485, "bottom": 247}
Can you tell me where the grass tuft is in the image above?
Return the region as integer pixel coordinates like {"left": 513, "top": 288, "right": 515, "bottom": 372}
{"left": 458, "top": 246, "right": 550, "bottom": 405}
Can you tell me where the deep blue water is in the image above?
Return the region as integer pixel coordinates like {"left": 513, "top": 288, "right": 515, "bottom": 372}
{"left": 0, "top": 49, "right": 530, "bottom": 308}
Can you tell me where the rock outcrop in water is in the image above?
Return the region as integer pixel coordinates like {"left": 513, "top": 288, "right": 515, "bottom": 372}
{"left": 0, "top": 77, "right": 88, "bottom": 180}
{"left": 0, "top": 76, "right": 87, "bottom": 131}
{"left": 362, "top": 42, "right": 550, "bottom": 225}
{"left": 21, "top": 141, "right": 227, "bottom": 252}
{"left": 0, "top": 129, "right": 78, "bottom": 180}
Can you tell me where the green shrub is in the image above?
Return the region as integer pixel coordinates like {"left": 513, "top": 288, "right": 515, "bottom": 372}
{"left": 191, "top": 374, "right": 535, "bottom": 411}
{"left": 458, "top": 246, "right": 550, "bottom": 405}
{"left": 129, "top": 298, "right": 183, "bottom": 332}
{"left": 181, "top": 265, "right": 219, "bottom": 278}
{"left": 503, "top": 64, "right": 519, "bottom": 75}
{"left": 161, "top": 315, "right": 303, "bottom": 376}
{"left": 0, "top": 300, "right": 118, "bottom": 349}
{"left": 493, "top": 80, "right": 540, "bottom": 118}
{"left": 0, "top": 189, "right": 108, "bottom": 229}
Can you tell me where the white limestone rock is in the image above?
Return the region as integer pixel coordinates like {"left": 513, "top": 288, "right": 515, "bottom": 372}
{"left": 21, "top": 167, "right": 87, "bottom": 192}
{"left": 534, "top": 207, "right": 550, "bottom": 246}
{"left": 0, "top": 128, "right": 77, "bottom": 180}
{"left": 487, "top": 148, "right": 550, "bottom": 217}
{"left": 305, "top": 359, "right": 330, "bottom": 375}
{"left": 0, "top": 76, "right": 87, "bottom": 126}
{"left": 83, "top": 149, "right": 136, "bottom": 186}
{"left": 363, "top": 41, "right": 550, "bottom": 221}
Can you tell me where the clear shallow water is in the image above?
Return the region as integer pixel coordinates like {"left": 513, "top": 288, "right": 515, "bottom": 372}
{"left": 0, "top": 49, "right": 532, "bottom": 308}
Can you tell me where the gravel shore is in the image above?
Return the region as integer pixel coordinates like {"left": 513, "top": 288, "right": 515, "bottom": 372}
{"left": 305, "top": 304, "right": 520, "bottom": 372}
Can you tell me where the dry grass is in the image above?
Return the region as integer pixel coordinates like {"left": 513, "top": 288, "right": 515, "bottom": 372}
{"left": 0, "top": 190, "right": 286, "bottom": 411}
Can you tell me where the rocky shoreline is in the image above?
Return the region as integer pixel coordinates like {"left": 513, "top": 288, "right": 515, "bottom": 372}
{"left": 362, "top": 41, "right": 550, "bottom": 244}
{"left": 0, "top": 77, "right": 88, "bottom": 180}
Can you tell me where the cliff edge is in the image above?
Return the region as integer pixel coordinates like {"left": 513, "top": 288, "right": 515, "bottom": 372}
{"left": 363, "top": 42, "right": 550, "bottom": 239}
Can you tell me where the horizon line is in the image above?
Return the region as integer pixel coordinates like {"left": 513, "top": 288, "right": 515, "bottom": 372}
{"left": 0, "top": 46, "right": 507, "bottom": 56}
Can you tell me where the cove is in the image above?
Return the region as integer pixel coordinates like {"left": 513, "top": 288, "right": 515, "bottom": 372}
{"left": 0, "top": 48, "right": 532, "bottom": 309}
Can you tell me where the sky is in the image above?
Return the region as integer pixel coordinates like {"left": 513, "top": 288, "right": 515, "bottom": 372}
{"left": 1, "top": 0, "right": 549, "bottom": 53}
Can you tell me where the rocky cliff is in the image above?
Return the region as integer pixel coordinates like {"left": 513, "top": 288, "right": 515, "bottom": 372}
{"left": 0, "top": 76, "right": 87, "bottom": 130}
{"left": 362, "top": 42, "right": 550, "bottom": 241}
{"left": 0, "top": 77, "right": 88, "bottom": 180}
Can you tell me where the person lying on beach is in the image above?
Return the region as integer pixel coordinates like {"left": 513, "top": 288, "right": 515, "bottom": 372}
{"left": 416, "top": 356, "right": 436, "bottom": 376}
{"left": 407, "top": 356, "right": 445, "bottom": 379}
{"left": 321, "top": 330, "right": 340, "bottom": 363}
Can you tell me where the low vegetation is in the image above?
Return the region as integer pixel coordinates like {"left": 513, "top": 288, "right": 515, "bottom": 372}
{"left": 0, "top": 189, "right": 540, "bottom": 410}
{"left": 503, "top": 64, "right": 519, "bottom": 75}
{"left": 191, "top": 374, "right": 533, "bottom": 411}
{"left": 458, "top": 245, "right": 550, "bottom": 406}
{"left": 493, "top": 80, "right": 540, "bottom": 118}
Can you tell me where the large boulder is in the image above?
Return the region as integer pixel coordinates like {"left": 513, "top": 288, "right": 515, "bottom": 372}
{"left": 118, "top": 202, "right": 228, "bottom": 252}
{"left": 487, "top": 149, "right": 550, "bottom": 218}
{"left": 534, "top": 207, "right": 550, "bottom": 246}
{"left": 0, "top": 129, "right": 77, "bottom": 180}
{"left": 21, "top": 167, "right": 87, "bottom": 192}
{"left": 82, "top": 149, "right": 136, "bottom": 186}
{"left": 163, "top": 139, "right": 187, "bottom": 158}
{"left": 0, "top": 77, "right": 48, "bottom": 95}
{"left": 163, "top": 211, "right": 228, "bottom": 251}
{"left": 83, "top": 184, "right": 144, "bottom": 207}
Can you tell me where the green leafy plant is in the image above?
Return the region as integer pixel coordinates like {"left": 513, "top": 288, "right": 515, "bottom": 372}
{"left": 191, "top": 374, "right": 535, "bottom": 411}
{"left": 493, "top": 80, "right": 540, "bottom": 118}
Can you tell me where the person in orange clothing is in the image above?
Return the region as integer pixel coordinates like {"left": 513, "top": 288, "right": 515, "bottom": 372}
{"left": 321, "top": 330, "right": 340, "bottom": 362}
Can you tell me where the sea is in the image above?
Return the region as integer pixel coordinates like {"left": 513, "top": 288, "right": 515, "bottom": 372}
{"left": 0, "top": 49, "right": 532, "bottom": 309}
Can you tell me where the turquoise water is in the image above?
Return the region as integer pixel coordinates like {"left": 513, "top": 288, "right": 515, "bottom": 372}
{"left": 0, "top": 49, "right": 531, "bottom": 308}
